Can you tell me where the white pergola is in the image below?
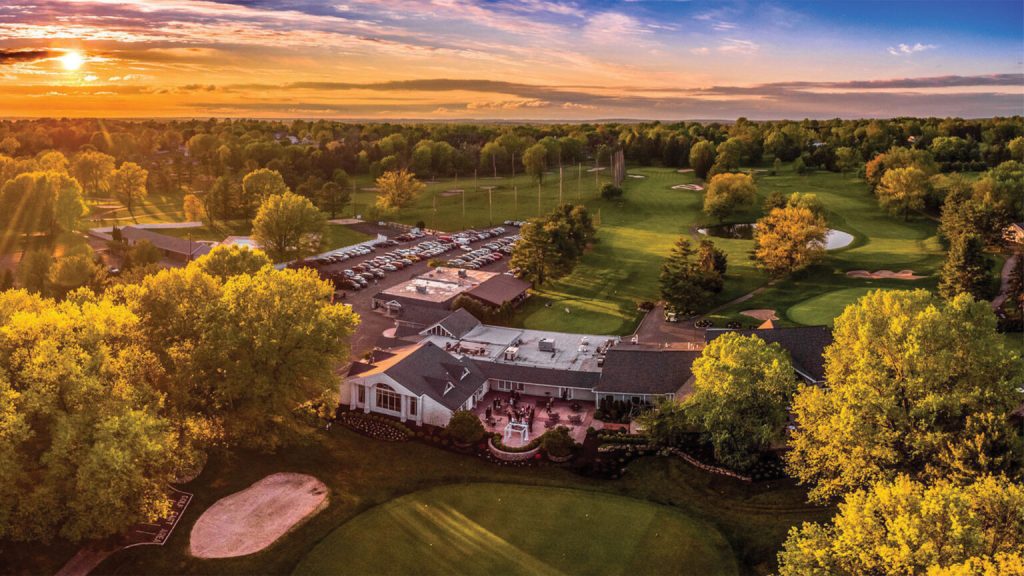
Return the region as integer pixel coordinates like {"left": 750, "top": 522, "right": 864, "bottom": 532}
{"left": 503, "top": 420, "right": 529, "bottom": 443}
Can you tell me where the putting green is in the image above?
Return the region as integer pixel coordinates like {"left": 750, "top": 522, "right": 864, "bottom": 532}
{"left": 786, "top": 286, "right": 874, "bottom": 326}
{"left": 293, "top": 483, "right": 739, "bottom": 576}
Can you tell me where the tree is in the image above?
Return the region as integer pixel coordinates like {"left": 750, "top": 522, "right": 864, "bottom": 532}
{"left": 877, "top": 166, "right": 930, "bottom": 220}
{"left": 834, "top": 146, "right": 862, "bottom": 175}
{"left": 659, "top": 237, "right": 720, "bottom": 314}
{"left": 193, "top": 244, "right": 271, "bottom": 280}
{"left": 541, "top": 426, "right": 575, "bottom": 458}
{"left": 939, "top": 234, "right": 993, "bottom": 301}
{"left": 183, "top": 193, "right": 206, "bottom": 223}
{"left": 689, "top": 140, "right": 716, "bottom": 179}
{"left": 686, "top": 332, "right": 797, "bottom": 470}
{"left": 697, "top": 239, "right": 727, "bottom": 277}
{"left": 703, "top": 172, "right": 756, "bottom": 221}
{"left": 71, "top": 150, "right": 115, "bottom": 197}
{"left": 16, "top": 250, "right": 51, "bottom": 294}
{"left": 786, "top": 290, "right": 1023, "bottom": 503}
{"left": 791, "top": 156, "right": 806, "bottom": 175}
{"left": 0, "top": 293, "right": 180, "bottom": 542}
{"left": 241, "top": 168, "right": 288, "bottom": 219}
{"left": 777, "top": 476, "right": 1024, "bottom": 576}
{"left": 479, "top": 141, "right": 507, "bottom": 178}
{"left": 49, "top": 172, "right": 86, "bottom": 233}
{"left": 374, "top": 169, "right": 424, "bottom": 214}
{"left": 251, "top": 191, "right": 326, "bottom": 262}
{"left": 757, "top": 204, "right": 827, "bottom": 276}
{"left": 522, "top": 143, "right": 548, "bottom": 184}
{"left": 785, "top": 192, "right": 825, "bottom": 219}
{"left": 49, "top": 252, "right": 101, "bottom": 296}
{"left": 446, "top": 410, "right": 485, "bottom": 445}
{"left": 123, "top": 240, "right": 163, "bottom": 271}
{"left": 0, "top": 135, "right": 20, "bottom": 155}
{"left": 865, "top": 146, "right": 938, "bottom": 191}
{"left": 771, "top": 157, "right": 782, "bottom": 176}
{"left": 109, "top": 162, "right": 149, "bottom": 216}
{"left": 317, "top": 180, "right": 350, "bottom": 219}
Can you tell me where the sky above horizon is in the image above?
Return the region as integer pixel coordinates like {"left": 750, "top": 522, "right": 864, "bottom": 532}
{"left": 1, "top": 0, "right": 1022, "bottom": 120}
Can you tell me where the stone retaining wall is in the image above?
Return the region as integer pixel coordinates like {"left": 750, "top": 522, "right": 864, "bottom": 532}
{"left": 487, "top": 438, "right": 541, "bottom": 462}
{"left": 666, "top": 448, "right": 752, "bottom": 482}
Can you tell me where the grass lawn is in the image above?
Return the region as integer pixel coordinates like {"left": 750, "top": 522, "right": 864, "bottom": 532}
{"left": 54, "top": 428, "right": 829, "bottom": 576}
{"left": 294, "top": 483, "right": 738, "bottom": 576}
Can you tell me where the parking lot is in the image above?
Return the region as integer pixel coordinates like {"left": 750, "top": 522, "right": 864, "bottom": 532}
{"left": 296, "top": 223, "right": 520, "bottom": 358}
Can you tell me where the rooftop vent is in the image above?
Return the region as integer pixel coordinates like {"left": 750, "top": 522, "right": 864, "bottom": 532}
{"left": 415, "top": 284, "right": 428, "bottom": 294}
{"left": 538, "top": 338, "right": 555, "bottom": 352}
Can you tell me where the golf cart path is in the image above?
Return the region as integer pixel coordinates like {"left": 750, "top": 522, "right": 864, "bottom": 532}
{"left": 992, "top": 253, "right": 1019, "bottom": 310}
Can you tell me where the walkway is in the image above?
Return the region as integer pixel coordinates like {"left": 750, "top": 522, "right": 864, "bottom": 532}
{"left": 992, "top": 253, "right": 1020, "bottom": 310}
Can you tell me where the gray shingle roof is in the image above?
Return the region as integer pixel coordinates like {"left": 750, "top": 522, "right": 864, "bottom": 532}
{"left": 380, "top": 341, "right": 486, "bottom": 411}
{"left": 121, "top": 227, "right": 212, "bottom": 259}
{"left": 704, "top": 326, "right": 833, "bottom": 383}
{"left": 466, "top": 274, "right": 531, "bottom": 307}
{"left": 426, "top": 308, "right": 482, "bottom": 339}
{"left": 472, "top": 359, "right": 601, "bottom": 390}
{"left": 597, "top": 344, "right": 701, "bottom": 394}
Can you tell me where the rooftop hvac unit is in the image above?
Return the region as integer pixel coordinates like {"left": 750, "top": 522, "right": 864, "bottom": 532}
{"left": 538, "top": 338, "right": 555, "bottom": 352}
{"left": 504, "top": 346, "right": 519, "bottom": 361}
{"left": 415, "top": 284, "right": 428, "bottom": 294}
{"left": 458, "top": 269, "right": 467, "bottom": 278}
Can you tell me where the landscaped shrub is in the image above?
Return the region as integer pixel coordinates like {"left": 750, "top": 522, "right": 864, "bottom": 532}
{"left": 446, "top": 410, "right": 485, "bottom": 445}
{"left": 541, "top": 426, "right": 575, "bottom": 458}
{"left": 337, "top": 412, "right": 412, "bottom": 442}
{"left": 600, "top": 183, "right": 623, "bottom": 199}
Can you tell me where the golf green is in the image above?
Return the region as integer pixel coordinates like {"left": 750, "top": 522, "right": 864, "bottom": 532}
{"left": 786, "top": 287, "right": 875, "bottom": 326}
{"left": 293, "top": 483, "right": 739, "bottom": 576}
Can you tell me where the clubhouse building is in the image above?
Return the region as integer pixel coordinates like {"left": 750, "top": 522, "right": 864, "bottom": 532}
{"left": 341, "top": 308, "right": 833, "bottom": 428}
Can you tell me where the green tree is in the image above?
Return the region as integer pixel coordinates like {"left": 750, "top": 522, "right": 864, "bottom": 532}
{"left": 479, "top": 141, "right": 507, "bottom": 178}
{"left": 703, "top": 172, "right": 757, "bottom": 221}
{"left": 689, "top": 140, "right": 716, "bottom": 179}
{"left": 109, "top": 162, "right": 149, "bottom": 216}
{"left": 374, "top": 169, "right": 424, "bottom": 214}
{"left": 785, "top": 192, "right": 825, "bottom": 219}
{"left": 834, "top": 146, "right": 862, "bottom": 175}
{"left": 659, "top": 237, "right": 719, "bottom": 314}
{"left": 70, "top": 150, "right": 115, "bottom": 197}
{"left": 317, "top": 180, "right": 350, "bottom": 219}
{"left": 252, "top": 191, "right": 326, "bottom": 261}
{"left": 49, "top": 252, "right": 101, "bottom": 296}
{"left": 49, "top": 172, "right": 86, "bottom": 233}
{"left": 522, "top": 143, "right": 548, "bottom": 184}
{"left": 16, "top": 249, "right": 51, "bottom": 294}
{"left": 939, "top": 234, "right": 992, "bottom": 301}
{"left": 877, "top": 166, "right": 930, "bottom": 220}
{"left": 123, "top": 240, "right": 163, "bottom": 270}
{"left": 447, "top": 410, "right": 485, "bottom": 445}
{"left": 509, "top": 218, "right": 556, "bottom": 286}
{"left": 687, "top": 332, "right": 797, "bottom": 470}
{"left": 786, "top": 290, "right": 1023, "bottom": 503}
{"left": 194, "top": 244, "right": 271, "bottom": 280}
{"left": 241, "top": 168, "right": 289, "bottom": 219}
{"left": 778, "top": 476, "right": 1024, "bottom": 576}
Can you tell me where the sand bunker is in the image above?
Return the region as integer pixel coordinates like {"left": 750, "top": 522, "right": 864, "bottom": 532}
{"left": 741, "top": 309, "right": 778, "bottom": 321}
{"left": 189, "top": 473, "right": 328, "bottom": 559}
{"left": 846, "top": 269, "right": 924, "bottom": 280}
{"left": 360, "top": 186, "right": 380, "bottom": 192}
{"left": 440, "top": 189, "right": 464, "bottom": 197}
{"left": 671, "top": 184, "right": 704, "bottom": 191}
{"left": 627, "top": 174, "right": 646, "bottom": 179}
{"left": 676, "top": 169, "right": 694, "bottom": 173}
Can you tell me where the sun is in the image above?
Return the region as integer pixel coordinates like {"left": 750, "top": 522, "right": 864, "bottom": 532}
{"left": 59, "top": 50, "right": 84, "bottom": 71}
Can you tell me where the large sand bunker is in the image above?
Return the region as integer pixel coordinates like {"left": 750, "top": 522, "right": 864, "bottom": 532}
{"left": 671, "top": 183, "right": 703, "bottom": 191}
{"left": 189, "top": 473, "right": 328, "bottom": 559}
{"left": 740, "top": 309, "right": 778, "bottom": 321}
{"left": 846, "top": 269, "right": 924, "bottom": 280}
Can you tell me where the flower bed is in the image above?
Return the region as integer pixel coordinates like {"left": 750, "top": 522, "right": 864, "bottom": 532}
{"left": 488, "top": 435, "right": 542, "bottom": 462}
{"left": 337, "top": 412, "right": 411, "bottom": 442}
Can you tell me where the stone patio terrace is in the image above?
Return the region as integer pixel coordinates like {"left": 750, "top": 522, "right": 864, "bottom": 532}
{"left": 472, "top": 391, "right": 597, "bottom": 447}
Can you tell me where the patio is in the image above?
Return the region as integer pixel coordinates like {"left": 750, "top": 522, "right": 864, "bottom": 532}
{"left": 472, "top": 391, "right": 596, "bottom": 447}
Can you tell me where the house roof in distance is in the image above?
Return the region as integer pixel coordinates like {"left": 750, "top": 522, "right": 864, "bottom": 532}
{"left": 704, "top": 326, "right": 833, "bottom": 383}
{"left": 598, "top": 344, "right": 700, "bottom": 394}
{"left": 375, "top": 267, "right": 498, "bottom": 304}
{"left": 121, "top": 226, "right": 213, "bottom": 259}
{"left": 466, "top": 274, "right": 531, "bottom": 307}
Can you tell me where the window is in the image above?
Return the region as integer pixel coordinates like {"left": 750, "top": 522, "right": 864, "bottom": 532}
{"left": 357, "top": 385, "right": 365, "bottom": 404}
{"left": 376, "top": 384, "right": 401, "bottom": 413}
{"left": 409, "top": 397, "right": 418, "bottom": 417}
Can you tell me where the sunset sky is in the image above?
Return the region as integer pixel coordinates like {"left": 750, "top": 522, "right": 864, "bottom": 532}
{"left": 2, "top": 0, "right": 1022, "bottom": 120}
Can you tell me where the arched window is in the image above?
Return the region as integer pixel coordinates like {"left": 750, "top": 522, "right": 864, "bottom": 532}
{"left": 376, "top": 383, "right": 401, "bottom": 413}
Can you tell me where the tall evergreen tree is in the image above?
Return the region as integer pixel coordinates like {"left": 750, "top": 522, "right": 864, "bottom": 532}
{"left": 939, "top": 234, "right": 992, "bottom": 300}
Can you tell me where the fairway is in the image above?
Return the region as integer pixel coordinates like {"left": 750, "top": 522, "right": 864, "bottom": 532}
{"left": 293, "top": 483, "right": 739, "bottom": 576}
